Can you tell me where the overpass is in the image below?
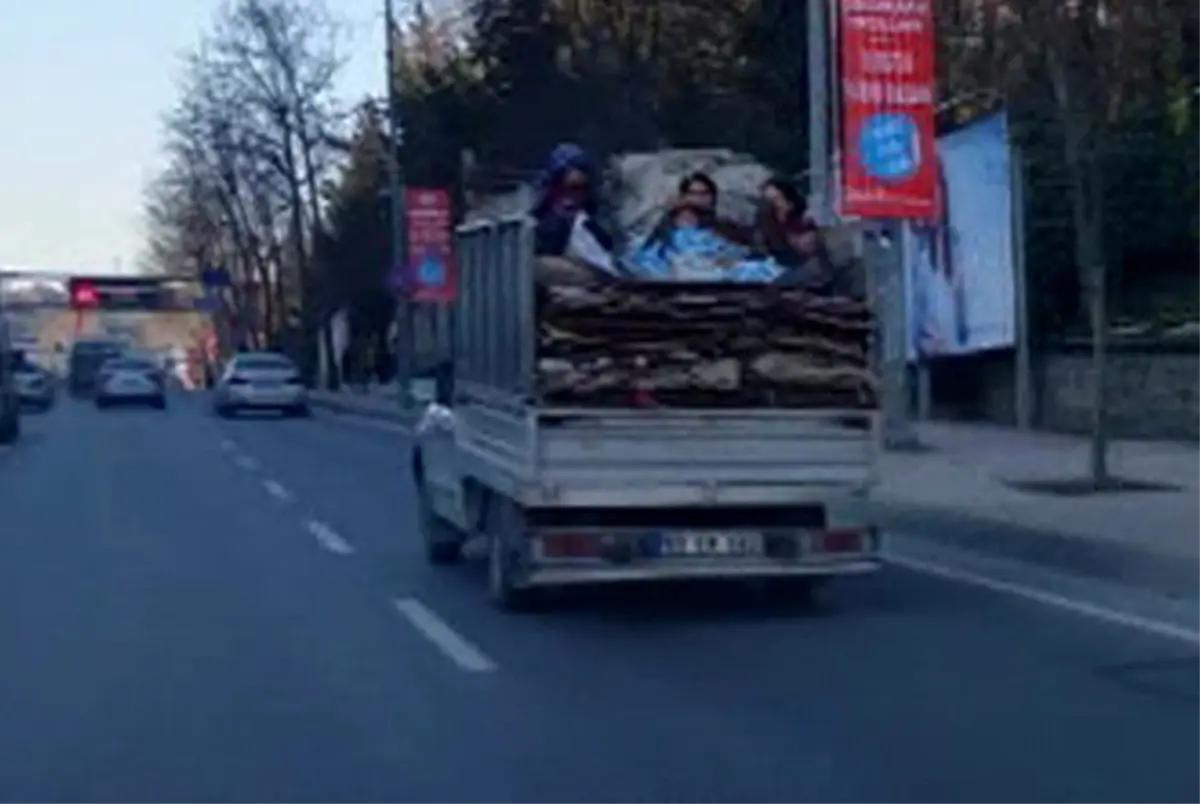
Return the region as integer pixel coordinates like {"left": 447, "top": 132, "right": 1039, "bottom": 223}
{"left": 0, "top": 271, "right": 218, "bottom": 378}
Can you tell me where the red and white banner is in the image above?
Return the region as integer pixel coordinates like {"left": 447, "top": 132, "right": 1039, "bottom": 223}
{"left": 406, "top": 188, "right": 456, "bottom": 304}
{"left": 838, "top": 0, "right": 938, "bottom": 220}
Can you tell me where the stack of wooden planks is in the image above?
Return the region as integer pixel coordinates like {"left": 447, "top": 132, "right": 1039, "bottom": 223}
{"left": 534, "top": 282, "right": 877, "bottom": 408}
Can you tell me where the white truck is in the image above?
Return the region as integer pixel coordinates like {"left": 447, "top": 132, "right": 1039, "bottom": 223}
{"left": 410, "top": 215, "right": 882, "bottom": 610}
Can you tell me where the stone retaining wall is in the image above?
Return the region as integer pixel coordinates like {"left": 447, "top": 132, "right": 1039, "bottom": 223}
{"left": 974, "top": 347, "right": 1198, "bottom": 440}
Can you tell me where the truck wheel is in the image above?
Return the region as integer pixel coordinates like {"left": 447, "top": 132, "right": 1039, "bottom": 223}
{"left": 484, "top": 495, "right": 537, "bottom": 612}
{"left": 417, "top": 480, "right": 463, "bottom": 565}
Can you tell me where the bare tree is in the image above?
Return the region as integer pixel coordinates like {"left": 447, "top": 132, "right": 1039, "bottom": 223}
{"left": 1021, "top": 0, "right": 1181, "bottom": 486}
{"left": 206, "top": 0, "right": 349, "bottom": 384}
{"left": 141, "top": 0, "right": 347, "bottom": 381}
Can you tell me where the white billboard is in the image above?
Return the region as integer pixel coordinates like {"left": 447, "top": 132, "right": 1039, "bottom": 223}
{"left": 906, "top": 112, "right": 1016, "bottom": 360}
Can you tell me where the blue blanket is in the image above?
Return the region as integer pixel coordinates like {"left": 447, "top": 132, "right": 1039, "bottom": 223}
{"left": 626, "top": 226, "right": 783, "bottom": 283}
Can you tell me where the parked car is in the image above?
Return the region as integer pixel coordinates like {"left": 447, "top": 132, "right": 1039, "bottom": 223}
{"left": 0, "top": 321, "right": 20, "bottom": 443}
{"left": 12, "top": 352, "right": 54, "bottom": 411}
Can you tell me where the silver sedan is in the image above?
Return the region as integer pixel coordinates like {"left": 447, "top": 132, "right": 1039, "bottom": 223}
{"left": 213, "top": 352, "right": 309, "bottom": 417}
{"left": 94, "top": 357, "right": 167, "bottom": 409}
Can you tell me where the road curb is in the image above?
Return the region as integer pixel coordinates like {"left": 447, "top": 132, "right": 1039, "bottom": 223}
{"left": 863, "top": 499, "right": 1198, "bottom": 600}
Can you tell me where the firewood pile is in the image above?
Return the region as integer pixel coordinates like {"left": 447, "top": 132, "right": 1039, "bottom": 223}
{"left": 535, "top": 283, "right": 878, "bottom": 408}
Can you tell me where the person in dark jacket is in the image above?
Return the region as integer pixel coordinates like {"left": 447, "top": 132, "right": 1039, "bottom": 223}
{"left": 530, "top": 143, "right": 614, "bottom": 259}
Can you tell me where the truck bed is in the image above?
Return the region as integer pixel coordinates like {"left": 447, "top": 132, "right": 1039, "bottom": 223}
{"left": 454, "top": 384, "right": 878, "bottom": 508}
{"left": 451, "top": 216, "right": 878, "bottom": 412}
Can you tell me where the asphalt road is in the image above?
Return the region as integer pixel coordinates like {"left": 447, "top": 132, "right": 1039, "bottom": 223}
{"left": 0, "top": 395, "right": 1195, "bottom": 803}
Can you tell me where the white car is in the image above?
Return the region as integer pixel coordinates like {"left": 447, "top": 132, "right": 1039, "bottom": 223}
{"left": 213, "top": 352, "right": 309, "bottom": 418}
{"left": 94, "top": 356, "right": 167, "bottom": 409}
{"left": 13, "top": 359, "right": 55, "bottom": 411}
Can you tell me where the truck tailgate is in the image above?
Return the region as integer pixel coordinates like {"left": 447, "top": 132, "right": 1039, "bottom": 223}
{"left": 458, "top": 406, "right": 878, "bottom": 506}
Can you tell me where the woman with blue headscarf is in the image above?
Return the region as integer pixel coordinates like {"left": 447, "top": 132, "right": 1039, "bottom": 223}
{"left": 530, "top": 143, "right": 614, "bottom": 261}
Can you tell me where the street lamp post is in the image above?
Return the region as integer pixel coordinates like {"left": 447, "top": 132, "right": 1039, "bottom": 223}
{"left": 384, "top": 0, "right": 412, "bottom": 405}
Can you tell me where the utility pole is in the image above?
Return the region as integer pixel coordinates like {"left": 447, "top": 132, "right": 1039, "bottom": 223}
{"left": 807, "top": 0, "right": 831, "bottom": 224}
{"left": 384, "top": 0, "right": 412, "bottom": 405}
{"left": 812, "top": 0, "right": 918, "bottom": 448}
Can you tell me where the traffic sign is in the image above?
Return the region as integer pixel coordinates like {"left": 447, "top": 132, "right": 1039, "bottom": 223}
{"left": 201, "top": 267, "right": 231, "bottom": 289}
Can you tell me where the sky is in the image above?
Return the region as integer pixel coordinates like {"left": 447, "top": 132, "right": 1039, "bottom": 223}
{"left": 0, "top": 0, "right": 388, "bottom": 277}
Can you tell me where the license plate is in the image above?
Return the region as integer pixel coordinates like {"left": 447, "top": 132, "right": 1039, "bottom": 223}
{"left": 658, "top": 531, "right": 762, "bottom": 557}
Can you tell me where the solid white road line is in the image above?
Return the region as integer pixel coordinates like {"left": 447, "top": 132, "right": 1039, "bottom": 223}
{"left": 263, "top": 479, "right": 291, "bottom": 502}
{"left": 234, "top": 454, "right": 257, "bottom": 471}
{"left": 306, "top": 520, "right": 354, "bottom": 555}
{"left": 393, "top": 598, "right": 497, "bottom": 673}
{"left": 887, "top": 553, "right": 1200, "bottom": 647}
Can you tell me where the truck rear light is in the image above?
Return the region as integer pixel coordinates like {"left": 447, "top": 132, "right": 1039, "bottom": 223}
{"left": 817, "top": 529, "right": 862, "bottom": 554}
{"left": 540, "top": 532, "right": 599, "bottom": 558}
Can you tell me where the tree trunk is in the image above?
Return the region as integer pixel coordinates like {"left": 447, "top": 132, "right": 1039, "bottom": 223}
{"left": 1075, "top": 154, "right": 1110, "bottom": 485}
{"left": 1048, "top": 43, "right": 1110, "bottom": 486}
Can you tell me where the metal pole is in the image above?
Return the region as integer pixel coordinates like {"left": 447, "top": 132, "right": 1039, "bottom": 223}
{"left": 1011, "top": 145, "right": 1033, "bottom": 429}
{"left": 807, "top": 0, "right": 831, "bottom": 224}
{"left": 384, "top": 0, "right": 411, "bottom": 406}
{"left": 869, "top": 223, "right": 919, "bottom": 449}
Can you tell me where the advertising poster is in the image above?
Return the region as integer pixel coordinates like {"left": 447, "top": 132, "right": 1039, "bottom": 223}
{"left": 838, "top": 0, "right": 938, "bottom": 220}
{"left": 406, "top": 188, "right": 455, "bottom": 304}
{"left": 906, "top": 112, "right": 1016, "bottom": 360}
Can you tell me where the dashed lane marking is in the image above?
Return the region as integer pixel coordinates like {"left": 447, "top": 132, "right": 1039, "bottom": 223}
{"left": 234, "top": 454, "right": 257, "bottom": 471}
{"left": 263, "top": 480, "right": 292, "bottom": 502}
{"left": 393, "top": 598, "right": 497, "bottom": 673}
{"left": 306, "top": 520, "right": 354, "bottom": 555}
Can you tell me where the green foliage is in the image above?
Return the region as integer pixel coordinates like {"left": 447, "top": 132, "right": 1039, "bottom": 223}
{"left": 319, "top": 102, "right": 394, "bottom": 337}
{"left": 317, "top": 0, "right": 819, "bottom": 356}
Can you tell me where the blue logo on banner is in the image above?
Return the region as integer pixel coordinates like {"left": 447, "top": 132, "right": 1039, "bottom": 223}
{"left": 417, "top": 253, "right": 446, "bottom": 287}
{"left": 859, "top": 113, "right": 922, "bottom": 182}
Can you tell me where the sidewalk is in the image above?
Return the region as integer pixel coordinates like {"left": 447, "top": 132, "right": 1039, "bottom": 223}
{"left": 867, "top": 422, "right": 1199, "bottom": 595}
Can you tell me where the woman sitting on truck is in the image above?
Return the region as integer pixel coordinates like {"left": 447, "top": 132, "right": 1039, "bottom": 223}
{"left": 531, "top": 143, "right": 617, "bottom": 281}
{"left": 755, "top": 177, "right": 846, "bottom": 293}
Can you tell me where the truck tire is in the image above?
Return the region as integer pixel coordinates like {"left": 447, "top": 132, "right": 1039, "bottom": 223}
{"left": 414, "top": 467, "right": 463, "bottom": 565}
{"left": 484, "top": 493, "right": 538, "bottom": 612}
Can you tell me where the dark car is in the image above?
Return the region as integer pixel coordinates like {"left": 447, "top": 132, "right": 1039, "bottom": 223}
{"left": 68, "top": 338, "right": 124, "bottom": 397}
{"left": 0, "top": 323, "right": 20, "bottom": 443}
